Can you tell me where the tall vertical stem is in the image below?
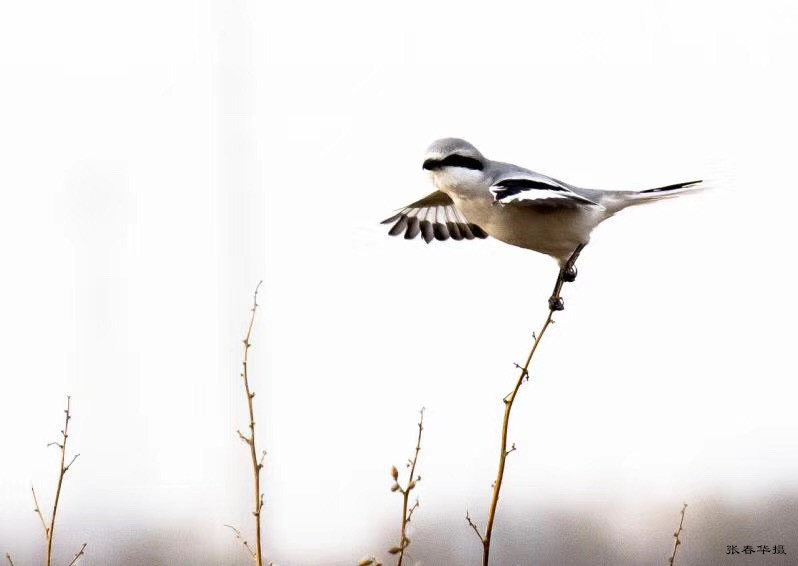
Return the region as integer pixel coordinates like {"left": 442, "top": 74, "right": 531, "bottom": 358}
{"left": 238, "top": 281, "right": 265, "bottom": 566}
{"left": 481, "top": 310, "right": 555, "bottom": 565}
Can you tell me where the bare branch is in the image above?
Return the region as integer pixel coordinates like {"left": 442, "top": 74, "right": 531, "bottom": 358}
{"left": 406, "top": 499, "right": 420, "bottom": 524}
{"left": 5, "top": 553, "right": 15, "bottom": 566}
{"left": 31, "top": 485, "right": 49, "bottom": 540}
{"left": 393, "top": 408, "right": 425, "bottom": 566}
{"left": 66, "top": 543, "right": 87, "bottom": 566}
{"left": 225, "top": 524, "right": 256, "bottom": 559}
{"left": 230, "top": 282, "right": 266, "bottom": 566}
{"left": 27, "top": 397, "right": 83, "bottom": 566}
{"left": 476, "top": 308, "right": 556, "bottom": 565}
{"left": 465, "top": 510, "right": 483, "bottom": 542}
{"left": 64, "top": 454, "right": 80, "bottom": 473}
{"left": 46, "top": 395, "right": 78, "bottom": 566}
{"left": 668, "top": 503, "right": 688, "bottom": 565}
{"left": 473, "top": 246, "right": 589, "bottom": 566}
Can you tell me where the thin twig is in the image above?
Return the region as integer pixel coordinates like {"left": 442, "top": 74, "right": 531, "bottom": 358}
{"left": 233, "top": 281, "right": 265, "bottom": 566}
{"left": 391, "top": 408, "right": 425, "bottom": 566}
{"left": 406, "top": 499, "right": 420, "bottom": 524}
{"left": 467, "top": 248, "right": 583, "bottom": 564}
{"left": 5, "top": 553, "right": 15, "bottom": 566}
{"left": 465, "top": 510, "right": 483, "bottom": 541}
{"left": 469, "top": 307, "right": 558, "bottom": 565}
{"left": 17, "top": 398, "right": 82, "bottom": 566}
{"left": 668, "top": 503, "right": 688, "bottom": 565}
{"left": 66, "top": 543, "right": 87, "bottom": 566}
{"left": 46, "top": 395, "right": 78, "bottom": 566}
{"left": 225, "top": 524, "right": 256, "bottom": 558}
{"left": 31, "top": 485, "right": 49, "bottom": 540}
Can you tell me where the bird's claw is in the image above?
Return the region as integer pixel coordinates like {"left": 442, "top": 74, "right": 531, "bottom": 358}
{"left": 548, "top": 296, "right": 564, "bottom": 311}
{"left": 562, "top": 266, "right": 577, "bottom": 283}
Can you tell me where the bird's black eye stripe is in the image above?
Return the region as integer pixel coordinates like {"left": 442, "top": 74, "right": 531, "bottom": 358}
{"left": 433, "top": 154, "right": 484, "bottom": 170}
{"left": 423, "top": 153, "right": 484, "bottom": 171}
{"left": 440, "top": 154, "right": 483, "bottom": 170}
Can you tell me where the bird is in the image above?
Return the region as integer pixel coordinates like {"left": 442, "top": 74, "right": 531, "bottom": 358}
{"left": 382, "top": 138, "right": 703, "bottom": 311}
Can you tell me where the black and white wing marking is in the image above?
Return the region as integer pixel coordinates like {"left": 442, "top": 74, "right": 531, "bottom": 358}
{"left": 381, "top": 191, "right": 488, "bottom": 244}
{"left": 490, "top": 175, "right": 603, "bottom": 209}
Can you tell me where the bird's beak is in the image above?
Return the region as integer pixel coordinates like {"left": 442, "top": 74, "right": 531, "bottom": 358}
{"left": 422, "top": 158, "right": 438, "bottom": 171}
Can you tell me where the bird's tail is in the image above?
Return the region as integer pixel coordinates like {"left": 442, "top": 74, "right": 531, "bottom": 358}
{"left": 624, "top": 179, "right": 704, "bottom": 204}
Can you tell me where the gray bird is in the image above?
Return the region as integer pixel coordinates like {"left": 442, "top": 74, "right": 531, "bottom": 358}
{"left": 382, "top": 138, "right": 703, "bottom": 311}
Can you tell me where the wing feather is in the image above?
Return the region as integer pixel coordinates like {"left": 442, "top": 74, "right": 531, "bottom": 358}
{"left": 404, "top": 216, "right": 421, "bottom": 239}
{"left": 381, "top": 191, "right": 488, "bottom": 243}
{"left": 388, "top": 215, "right": 407, "bottom": 236}
{"left": 490, "top": 175, "right": 603, "bottom": 209}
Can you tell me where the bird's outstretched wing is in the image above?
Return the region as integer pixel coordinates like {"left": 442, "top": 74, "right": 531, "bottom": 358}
{"left": 381, "top": 191, "right": 488, "bottom": 243}
{"left": 490, "top": 173, "right": 604, "bottom": 209}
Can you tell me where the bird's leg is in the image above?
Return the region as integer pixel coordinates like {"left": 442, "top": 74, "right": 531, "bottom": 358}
{"left": 562, "top": 243, "right": 584, "bottom": 281}
{"left": 548, "top": 244, "right": 586, "bottom": 312}
{"left": 548, "top": 272, "right": 566, "bottom": 311}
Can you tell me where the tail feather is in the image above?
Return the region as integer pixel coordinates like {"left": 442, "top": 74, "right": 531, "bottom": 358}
{"left": 623, "top": 179, "right": 704, "bottom": 205}
{"left": 639, "top": 179, "right": 703, "bottom": 194}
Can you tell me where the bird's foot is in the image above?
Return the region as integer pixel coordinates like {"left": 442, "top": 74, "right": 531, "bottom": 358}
{"left": 562, "top": 265, "right": 577, "bottom": 283}
{"left": 548, "top": 296, "right": 564, "bottom": 311}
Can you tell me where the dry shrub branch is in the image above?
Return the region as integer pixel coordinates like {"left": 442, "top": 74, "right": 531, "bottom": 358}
{"left": 390, "top": 408, "right": 424, "bottom": 566}
{"left": 669, "top": 503, "right": 688, "bottom": 565}
{"left": 466, "top": 305, "right": 558, "bottom": 565}
{"left": 360, "top": 408, "right": 426, "bottom": 566}
{"left": 229, "top": 281, "right": 269, "bottom": 566}
{"left": 5, "top": 396, "right": 87, "bottom": 566}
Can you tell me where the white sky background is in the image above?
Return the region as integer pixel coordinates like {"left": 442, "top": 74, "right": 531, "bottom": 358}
{"left": 1, "top": 1, "right": 797, "bottom": 564}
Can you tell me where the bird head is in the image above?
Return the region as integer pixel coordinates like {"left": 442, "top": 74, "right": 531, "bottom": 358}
{"left": 422, "top": 138, "right": 485, "bottom": 171}
{"left": 422, "top": 138, "right": 486, "bottom": 191}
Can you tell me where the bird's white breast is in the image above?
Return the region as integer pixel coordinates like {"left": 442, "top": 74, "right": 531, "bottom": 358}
{"left": 428, "top": 169, "right": 485, "bottom": 197}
